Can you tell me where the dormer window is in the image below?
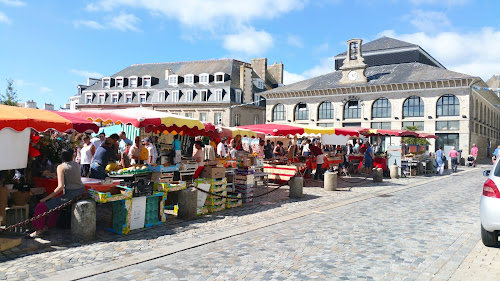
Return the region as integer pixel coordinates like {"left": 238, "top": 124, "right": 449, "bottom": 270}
{"left": 215, "top": 89, "right": 223, "bottom": 102}
{"left": 255, "top": 79, "right": 265, "bottom": 89}
{"left": 184, "top": 74, "right": 194, "bottom": 85}
{"left": 130, "top": 76, "right": 138, "bottom": 87}
{"left": 215, "top": 72, "right": 225, "bottom": 83}
{"left": 187, "top": 90, "right": 193, "bottom": 102}
{"left": 139, "top": 92, "right": 147, "bottom": 103}
{"left": 125, "top": 92, "right": 132, "bottom": 103}
{"left": 86, "top": 93, "right": 93, "bottom": 104}
{"left": 172, "top": 90, "right": 179, "bottom": 102}
{"left": 168, "top": 75, "right": 178, "bottom": 86}
{"left": 142, "top": 76, "right": 151, "bottom": 87}
{"left": 235, "top": 90, "right": 242, "bottom": 103}
{"left": 112, "top": 93, "right": 119, "bottom": 103}
{"left": 116, "top": 77, "right": 124, "bottom": 88}
{"left": 102, "top": 77, "right": 111, "bottom": 89}
{"left": 200, "top": 90, "right": 208, "bottom": 102}
{"left": 99, "top": 93, "right": 106, "bottom": 104}
{"left": 200, "top": 73, "right": 209, "bottom": 84}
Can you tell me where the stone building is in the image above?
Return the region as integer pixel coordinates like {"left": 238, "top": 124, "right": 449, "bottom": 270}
{"left": 75, "top": 58, "right": 283, "bottom": 127}
{"left": 261, "top": 37, "right": 500, "bottom": 158}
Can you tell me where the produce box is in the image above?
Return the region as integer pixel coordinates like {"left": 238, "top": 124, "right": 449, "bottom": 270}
{"left": 205, "top": 191, "right": 227, "bottom": 206}
{"left": 154, "top": 181, "right": 187, "bottom": 192}
{"left": 109, "top": 198, "right": 132, "bottom": 234}
{"left": 180, "top": 162, "right": 198, "bottom": 171}
{"left": 197, "top": 206, "right": 208, "bottom": 216}
{"left": 207, "top": 204, "right": 225, "bottom": 213}
{"left": 144, "top": 192, "right": 167, "bottom": 227}
{"left": 194, "top": 178, "right": 227, "bottom": 186}
{"left": 225, "top": 160, "right": 237, "bottom": 168}
{"left": 225, "top": 192, "right": 242, "bottom": 208}
{"left": 151, "top": 172, "right": 175, "bottom": 181}
{"left": 200, "top": 166, "right": 225, "bottom": 179}
{"left": 89, "top": 185, "right": 133, "bottom": 203}
{"left": 148, "top": 164, "right": 180, "bottom": 172}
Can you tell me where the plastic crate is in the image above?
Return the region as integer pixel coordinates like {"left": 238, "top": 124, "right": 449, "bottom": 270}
{"left": 109, "top": 198, "right": 132, "bottom": 234}
{"left": 148, "top": 164, "right": 180, "bottom": 172}
{"left": 144, "top": 192, "right": 166, "bottom": 227}
{"left": 89, "top": 185, "right": 133, "bottom": 203}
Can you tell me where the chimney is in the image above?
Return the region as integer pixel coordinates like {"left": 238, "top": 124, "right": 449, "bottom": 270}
{"left": 267, "top": 61, "right": 284, "bottom": 85}
{"left": 25, "top": 100, "right": 37, "bottom": 108}
{"left": 44, "top": 103, "right": 54, "bottom": 110}
{"left": 165, "top": 69, "right": 172, "bottom": 80}
{"left": 251, "top": 58, "right": 267, "bottom": 83}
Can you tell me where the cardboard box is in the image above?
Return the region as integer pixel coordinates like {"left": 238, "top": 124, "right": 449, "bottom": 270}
{"left": 200, "top": 166, "right": 225, "bottom": 179}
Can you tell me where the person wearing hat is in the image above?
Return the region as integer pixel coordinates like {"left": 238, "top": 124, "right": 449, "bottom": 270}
{"left": 143, "top": 137, "right": 157, "bottom": 165}
{"left": 90, "top": 138, "right": 119, "bottom": 179}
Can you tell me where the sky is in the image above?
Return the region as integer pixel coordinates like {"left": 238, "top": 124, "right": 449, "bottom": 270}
{"left": 0, "top": 0, "right": 499, "bottom": 109}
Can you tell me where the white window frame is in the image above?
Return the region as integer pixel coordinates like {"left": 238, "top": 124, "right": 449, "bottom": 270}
{"left": 142, "top": 76, "right": 151, "bottom": 88}
{"left": 172, "top": 90, "right": 179, "bottom": 102}
{"left": 255, "top": 78, "right": 264, "bottom": 89}
{"left": 215, "top": 89, "right": 223, "bottom": 102}
{"left": 112, "top": 93, "right": 119, "bottom": 103}
{"left": 214, "top": 72, "right": 225, "bottom": 83}
{"left": 116, "top": 76, "right": 124, "bottom": 88}
{"left": 130, "top": 76, "right": 138, "bottom": 87}
{"left": 235, "top": 114, "right": 240, "bottom": 126}
{"left": 254, "top": 93, "right": 260, "bottom": 106}
{"left": 199, "top": 112, "right": 207, "bottom": 122}
{"left": 185, "top": 112, "right": 193, "bottom": 118}
{"left": 102, "top": 77, "right": 111, "bottom": 89}
{"left": 235, "top": 90, "right": 242, "bottom": 103}
{"left": 254, "top": 115, "right": 259, "bottom": 124}
{"left": 200, "top": 90, "right": 208, "bottom": 102}
{"left": 99, "top": 93, "right": 106, "bottom": 104}
{"left": 200, "top": 73, "right": 209, "bottom": 84}
{"left": 86, "top": 93, "right": 93, "bottom": 104}
{"left": 168, "top": 75, "right": 178, "bottom": 86}
{"left": 186, "top": 90, "right": 193, "bottom": 102}
{"left": 158, "top": 91, "right": 165, "bottom": 103}
{"left": 184, "top": 74, "right": 194, "bottom": 85}
{"left": 125, "top": 92, "right": 133, "bottom": 103}
{"left": 139, "top": 92, "right": 147, "bottom": 103}
{"left": 214, "top": 112, "right": 222, "bottom": 125}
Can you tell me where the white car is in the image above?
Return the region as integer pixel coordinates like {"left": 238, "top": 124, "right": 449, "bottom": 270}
{"left": 480, "top": 159, "right": 500, "bottom": 247}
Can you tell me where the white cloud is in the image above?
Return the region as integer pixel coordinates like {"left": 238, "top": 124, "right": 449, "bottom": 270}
{"left": 0, "top": 0, "right": 26, "bottom": 7}
{"left": 283, "top": 56, "right": 337, "bottom": 85}
{"left": 379, "top": 28, "right": 500, "bottom": 80}
{"left": 0, "top": 11, "right": 10, "bottom": 24}
{"left": 40, "top": 87, "right": 51, "bottom": 93}
{"left": 223, "top": 27, "right": 273, "bottom": 56}
{"left": 405, "top": 10, "right": 451, "bottom": 33}
{"left": 108, "top": 13, "right": 141, "bottom": 32}
{"left": 85, "top": 0, "right": 306, "bottom": 30}
{"left": 409, "top": 0, "right": 469, "bottom": 6}
{"left": 287, "top": 35, "right": 303, "bottom": 48}
{"left": 73, "top": 20, "right": 105, "bottom": 29}
{"left": 283, "top": 70, "right": 306, "bottom": 85}
{"left": 70, "top": 69, "right": 104, "bottom": 79}
{"left": 314, "top": 43, "right": 329, "bottom": 53}
{"left": 14, "top": 79, "right": 34, "bottom": 87}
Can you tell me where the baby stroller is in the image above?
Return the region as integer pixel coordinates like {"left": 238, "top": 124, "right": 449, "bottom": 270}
{"left": 465, "top": 155, "right": 475, "bottom": 167}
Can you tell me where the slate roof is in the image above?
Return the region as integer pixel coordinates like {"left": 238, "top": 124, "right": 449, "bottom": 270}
{"left": 84, "top": 59, "right": 245, "bottom": 92}
{"left": 336, "top": 36, "right": 418, "bottom": 57}
{"left": 262, "top": 62, "right": 475, "bottom": 95}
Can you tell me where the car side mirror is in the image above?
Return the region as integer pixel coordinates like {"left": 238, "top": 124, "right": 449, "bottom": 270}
{"left": 483, "top": 170, "right": 491, "bottom": 177}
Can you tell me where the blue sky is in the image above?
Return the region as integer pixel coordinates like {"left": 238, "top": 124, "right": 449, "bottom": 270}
{"left": 1, "top": 0, "right": 499, "bottom": 109}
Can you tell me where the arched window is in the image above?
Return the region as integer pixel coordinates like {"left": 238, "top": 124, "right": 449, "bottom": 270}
{"left": 344, "top": 99, "right": 361, "bottom": 119}
{"left": 294, "top": 103, "right": 309, "bottom": 120}
{"left": 436, "top": 94, "right": 459, "bottom": 117}
{"left": 372, "top": 98, "right": 391, "bottom": 118}
{"left": 272, "top": 104, "right": 286, "bottom": 121}
{"left": 318, "top": 101, "right": 334, "bottom": 120}
{"left": 403, "top": 96, "right": 424, "bottom": 118}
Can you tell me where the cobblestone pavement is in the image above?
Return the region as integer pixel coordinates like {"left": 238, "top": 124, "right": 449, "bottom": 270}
{"left": 0, "top": 166, "right": 496, "bottom": 280}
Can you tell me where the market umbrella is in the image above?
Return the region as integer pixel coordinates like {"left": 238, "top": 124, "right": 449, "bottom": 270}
{"left": 361, "top": 129, "right": 419, "bottom": 138}
{"left": 215, "top": 126, "right": 265, "bottom": 139}
{"left": 238, "top": 123, "right": 361, "bottom": 137}
{"left": 67, "top": 107, "right": 205, "bottom": 133}
{"left": 0, "top": 104, "right": 98, "bottom": 133}
{"left": 416, "top": 133, "right": 438, "bottom": 139}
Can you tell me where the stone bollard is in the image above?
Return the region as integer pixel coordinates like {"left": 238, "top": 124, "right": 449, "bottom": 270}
{"left": 390, "top": 163, "right": 399, "bottom": 179}
{"left": 71, "top": 199, "right": 96, "bottom": 242}
{"left": 373, "top": 168, "right": 383, "bottom": 182}
{"left": 178, "top": 188, "right": 198, "bottom": 220}
{"left": 289, "top": 176, "right": 304, "bottom": 198}
{"left": 324, "top": 171, "right": 337, "bottom": 191}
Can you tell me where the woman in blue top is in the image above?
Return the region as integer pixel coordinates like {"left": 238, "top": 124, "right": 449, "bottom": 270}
{"left": 364, "top": 142, "right": 374, "bottom": 175}
{"left": 173, "top": 135, "right": 182, "bottom": 164}
{"left": 435, "top": 146, "right": 445, "bottom": 175}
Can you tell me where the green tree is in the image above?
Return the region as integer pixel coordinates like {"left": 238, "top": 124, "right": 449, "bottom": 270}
{"left": 1, "top": 78, "right": 20, "bottom": 106}
{"left": 403, "top": 125, "right": 430, "bottom": 145}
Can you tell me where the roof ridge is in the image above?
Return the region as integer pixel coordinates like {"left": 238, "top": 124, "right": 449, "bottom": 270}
{"left": 130, "top": 58, "right": 248, "bottom": 67}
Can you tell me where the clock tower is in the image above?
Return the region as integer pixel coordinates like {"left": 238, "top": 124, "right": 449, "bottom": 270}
{"left": 339, "top": 38, "right": 368, "bottom": 85}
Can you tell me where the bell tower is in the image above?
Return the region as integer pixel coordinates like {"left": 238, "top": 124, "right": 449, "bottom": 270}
{"left": 339, "top": 39, "right": 368, "bottom": 85}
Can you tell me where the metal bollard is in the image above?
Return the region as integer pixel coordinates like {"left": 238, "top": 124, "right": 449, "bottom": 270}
{"left": 178, "top": 188, "right": 198, "bottom": 220}
{"left": 289, "top": 176, "right": 304, "bottom": 198}
{"left": 71, "top": 199, "right": 96, "bottom": 242}
{"left": 324, "top": 171, "right": 337, "bottom": 191}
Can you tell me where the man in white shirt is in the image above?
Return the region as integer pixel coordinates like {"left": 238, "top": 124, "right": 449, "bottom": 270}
{"left": 143, "top": 137, "right": 157, "bottom": 164}
{"left": 118, "top": 131, "right": 132, "bottom": 154}
{"left": 91, "top": 132, "right": 106, "bottom": 149}
{"left": 217, "top": 138, "right": 227, "bottom": 158}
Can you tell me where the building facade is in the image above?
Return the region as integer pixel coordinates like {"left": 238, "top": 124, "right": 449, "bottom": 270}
{"left": 75, "top": 58, "right": 284, "bottom": 127}
{"left": 262, "top": 37, "right": 500, "bottom": 158}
